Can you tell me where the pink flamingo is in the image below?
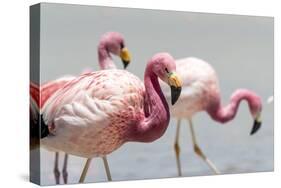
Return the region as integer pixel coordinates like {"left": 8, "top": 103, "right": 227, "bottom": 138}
{"left": 160, "top": 57, "right": 262, "bottom": 176}
{"left": 30, "top": 32, "right": 131, "bottom": 184}
{"left": 98, "top": 32, "right": 131, "bottom": 69}
{"left": 41, "top": 53, "right": 182, "bottom": 183}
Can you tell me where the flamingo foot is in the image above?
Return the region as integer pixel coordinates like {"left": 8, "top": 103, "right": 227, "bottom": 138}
{"left": 193, "top": 144, "right": 220, "bottom": 174}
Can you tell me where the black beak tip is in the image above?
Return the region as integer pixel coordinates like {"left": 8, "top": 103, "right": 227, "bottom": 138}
{"left": 122, "top": 60, "right": 130, "bottom": 69}
{"left": 171, "top": 86, "right": 182, "bottom": 105}
{"left": 250, "top": 120, "right": 262, "bottom": 135}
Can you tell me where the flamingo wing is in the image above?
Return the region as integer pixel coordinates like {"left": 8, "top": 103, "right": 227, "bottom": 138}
{"left": 42, "top": 70, "right": 144, "bottom": 136}
{"left": 41, "top": 76, "right": 75, "bottom": 108}
{"left": 53, "top": 90, "right": 113, "bottom": 132}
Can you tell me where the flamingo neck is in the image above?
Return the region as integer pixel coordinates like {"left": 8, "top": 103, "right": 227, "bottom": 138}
{"left": 131, "top": 62, "right": 170, "bottom": 142}
{"left": 207, "top": 89, "right": 261, "bottom": 123}
{"left": 98, "top": 43, "right": 116, "bottom": 70}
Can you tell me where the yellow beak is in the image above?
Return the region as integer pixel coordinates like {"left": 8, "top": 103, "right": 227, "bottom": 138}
{"left": 119, "top": 48, "right": 131, "bottom": 69}
{"left": 168, "top": 72, "right": 182, "bottom": 88}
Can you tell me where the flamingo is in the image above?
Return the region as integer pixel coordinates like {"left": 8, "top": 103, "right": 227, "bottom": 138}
{"left": 159, "top": 57, "right": 262, "bottom": 176}
{"left": 40, "top": 53, "right": 182, "bottom": 183}
{"left": 31, "top": 32, "right": 132, "bottom": 184}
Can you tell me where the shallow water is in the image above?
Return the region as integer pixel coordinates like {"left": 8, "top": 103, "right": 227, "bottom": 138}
{"left": 36, "top": 3, "right": 273, "bottom": 185}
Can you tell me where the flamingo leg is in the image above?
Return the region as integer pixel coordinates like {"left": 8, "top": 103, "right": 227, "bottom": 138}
{"left": 174, "top": 119, "right": 182, "bottom": 176}
{"left": 62, "top": 154, "right": 68, "bottom": 184}
{"left": 79, "top": 158, "right": 92, "bottom": 183}
{"left": 53, "top": 152, "right": 60, "bottom": 184}
{"left": 187, "top": 118, "right": 220, "bottom": 174}
{"left": 102, "top": 156, "right": 112, "bottom": 181}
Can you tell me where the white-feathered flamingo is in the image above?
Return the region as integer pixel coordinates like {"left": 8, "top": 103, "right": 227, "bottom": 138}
{"left": 41, "top": 53, "right": 182, "bottom": 183}
{"left": 159, "top": 57, "right": 262, "bottom": 176}
{"left": 37, "top": 32, "right": 131, "bottom": 184}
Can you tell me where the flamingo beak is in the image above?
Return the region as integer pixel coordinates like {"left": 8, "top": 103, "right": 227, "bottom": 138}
{"left": 250, "top": 113, "right": 262, "bottom": 135}
{"left": 119, "top": 47, "right": 131, "bottom": 69}
{"left": 168, "top": 72, "right": 182, "bottom": 105}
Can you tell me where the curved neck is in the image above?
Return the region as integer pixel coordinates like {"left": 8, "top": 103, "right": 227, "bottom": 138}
{"left": 130, "top": 62, "right": 170, "bottom": 142}
{"left": 207, "top": 89, "right": 260, "bottom": 123}
{"left": 98, "top": 43, "right": 116, "bottom": 70}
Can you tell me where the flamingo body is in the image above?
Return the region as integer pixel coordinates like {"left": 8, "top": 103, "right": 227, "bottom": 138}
{"left": 42, "top": 70, "right": 145, "bottom": 158}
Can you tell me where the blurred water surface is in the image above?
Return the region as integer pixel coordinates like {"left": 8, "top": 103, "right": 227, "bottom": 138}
{"left": 38, "top": 3, "right": 273, "bottom": 185}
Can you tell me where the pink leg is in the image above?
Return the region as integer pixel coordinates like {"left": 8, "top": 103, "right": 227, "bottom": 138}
{"left": 102, "top": 156, "right": 112, "bottom": 181}
{"left": 79, "top": 158, "right": 92, "bottom": 183}
{"left": 62, "top": 154, "right": 68, "bottom": 184}
{"left": 187, "top": 118, "right": 220, "bottom": 174}
{"left": 174, "top": 119, "right": 182, "bottom": 176}
{"left": 53, "top": 152, "right": 60, "bottom": 184}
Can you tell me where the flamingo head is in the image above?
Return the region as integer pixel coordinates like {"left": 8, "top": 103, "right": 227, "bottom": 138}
{"left": 151, "top": 53, "right": 182, "bottom": 105}
{"left": 100, "top": 32, "right": 131, "bottom": 69}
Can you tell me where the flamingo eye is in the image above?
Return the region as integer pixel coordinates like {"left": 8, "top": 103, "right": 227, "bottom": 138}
{"left": 165, "top": 68, "right": 169, "bottom": 73}
{"left": 120, "top": 42, "right": 124, "bottom": 49}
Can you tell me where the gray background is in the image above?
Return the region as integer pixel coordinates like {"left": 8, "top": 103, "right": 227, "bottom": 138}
{"left": 39, "top": 3, "right": 274, "bottom": 185}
